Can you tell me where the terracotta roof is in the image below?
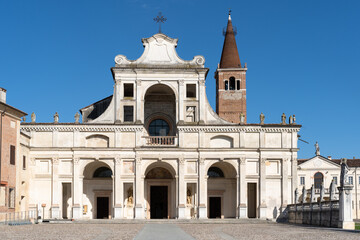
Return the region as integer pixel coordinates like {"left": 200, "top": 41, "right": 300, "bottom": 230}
{"left": 219, "top": 13, "right": 241, "bottom": 69}
{"left": 298, "top": 157, "right": 360, "bottom": 167}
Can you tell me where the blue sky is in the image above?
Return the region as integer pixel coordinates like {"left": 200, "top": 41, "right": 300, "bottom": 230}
{"left": 0, "top": 0, "right": 359, "bottom": 159}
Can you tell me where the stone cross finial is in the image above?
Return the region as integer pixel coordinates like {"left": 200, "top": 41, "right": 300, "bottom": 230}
{"left": 31, "top": 112, "right": 36, "bottom": 123}
{"left": 302, "top": 186, "right": 306, "bottom": 203}
{"left": 260, "top": 112, "right": 265, "bottom": 125}
{"left": 281, "top": 113, "right": 286, "bottom": 125}
{"left": 315, "top": 141, "right": 320, "bottom": 156}
{"left": 153, "top": 12, "right": 167, "bottom": 33}
{"left": 54, "top": 112, "right": 59, "bottom": 123}
{"left": 74, "top": 112, "right": 80, "bottom": 124}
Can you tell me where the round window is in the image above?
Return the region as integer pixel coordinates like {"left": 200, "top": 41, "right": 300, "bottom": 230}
{"left": 148, "top": 119, "right": 170, "bottom": 136}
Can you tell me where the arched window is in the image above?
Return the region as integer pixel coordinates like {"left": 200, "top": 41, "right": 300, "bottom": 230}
{"left": 229, "top": 77, "right": 235, "bottom": 90}
{"left": 93, "top": 167, "right": 112, "bottom": 178}
{"left": 208, "top": 167, "right": 224, "bottom": 178}
{"left": 225, "top": 80, "right": 229, "bottom": 90}
{"left": 314, "top": 172, "right": 323, "bottom": 189}
{"left": 149, "top": 119, "right": 170, "bottom": 136}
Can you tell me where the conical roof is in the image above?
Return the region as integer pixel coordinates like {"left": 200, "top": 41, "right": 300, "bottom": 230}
{"left": 219, "top": 14, "right": 241, "bottom": 68}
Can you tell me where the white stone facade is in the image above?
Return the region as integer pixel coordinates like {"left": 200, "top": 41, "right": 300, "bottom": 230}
{"left": 20, "top": 33, "right": 300, "bottom": 220}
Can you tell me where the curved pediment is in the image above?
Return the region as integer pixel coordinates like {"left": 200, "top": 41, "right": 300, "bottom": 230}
{"left": 114, "top": 33, "right": 205, "bottom": 68}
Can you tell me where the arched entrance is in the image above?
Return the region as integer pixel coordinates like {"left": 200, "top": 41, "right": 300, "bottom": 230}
{"left": 144, "top": 84, "right": 176, "bottom": 137}
{"left": 82, "top": 162, "right": 113, "bottom": 219}
{"left": 207, "top": 162, "right": 237, "bottom": 218}
{"left": 314, "top": 172, "right": 324, "bottom": 189}
{"left": 145, "top": 162, "right": 176, "bottom": 219}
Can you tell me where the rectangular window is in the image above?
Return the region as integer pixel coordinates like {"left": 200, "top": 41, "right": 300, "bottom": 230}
{"left": 186, "top": 84, "right": 196, "bottom": 98}
{"left": 333, "top": 176, "right": 338, "bottom": 185}
{"left": 9, "top": 188, "right": 15, "bottom": 208}
{"left": 124, "top": 84, "right": 134, "bottom": 98}
{"left": 10, "top": 145, "right": 15, "bottom": 165}
{"left": 349, "top": 176, "right": 354, "bottom": 185}
{"left": 225, "top": 81, "right": 228, "bottom": 90}
{"left": 124, "top": 106, "right": 134, "bottom": 122}
{"left": 23, "top": 156, "right": 26, "bottom": 170}
{"left": 300, "top": 176, "right": 305, "bottom": 185}
{"left": 0, "top": 186, "right": 6, "bottom": 206}
{"left": 236, "top": 80, "right": 240, "bottom": 90}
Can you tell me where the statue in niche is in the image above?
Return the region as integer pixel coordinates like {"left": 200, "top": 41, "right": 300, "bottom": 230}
{"left": 260, "top": 112, "right": 265, "bottom": 125}
{"left": 281, "top": 113, "right": 286, "bottom": 124}
{"left": 127, "top": 187, "right": 133, "bottom": 206}
{"left": 54, "top": 112, "right": 59, "bottom": 123}
{"left": 240, "top": 112, "right": 245, "bottom": 125}
{"left": 186, "top": 106, "right": 195, "bottom": 122}
{"left": 187, "top": 188, "right": 192, "bottom": 205}
{"left": 31, "top": 112, "right": 36, "bottom": 123}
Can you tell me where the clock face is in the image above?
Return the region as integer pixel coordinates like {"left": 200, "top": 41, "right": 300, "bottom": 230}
{"left": 313, "top": 159, "right": 322, "bottom": 168}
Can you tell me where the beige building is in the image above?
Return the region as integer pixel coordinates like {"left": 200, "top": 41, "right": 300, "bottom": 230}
{"left": 20, "top": 14, "right": 301, "bottom": 220}
{"left": 298, "top": 153, "right": 360, "bottom": 219}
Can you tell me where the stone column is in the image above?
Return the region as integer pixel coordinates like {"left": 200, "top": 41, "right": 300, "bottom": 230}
{"left": 338, "top": 185, "right": 355, "bottom": 229}
{"left": 114, "top": 157, "right": 123, "bottom": 219}
{"left": 51, "top": 157, "right": 60, "bottom": 218}
{"left": 239, "top": 157, "right": 247, "bottom": 218}
{"left": 281, "top": 158, "right": 289, "bottom": 214}
{"left": 72, "top": 157, "right": 82, "bottom": 219}
{"left": 136, "top": 80, "right": 143, "bottom": 123}
{"left": 178, "top": 158, "right": 186, "bottom": 219}
{"left": 134, "top": 157, "right": 143, "bottom": 219}
{"left": 291, "top": 156, "right": 298, "bottom": 204}
{"left": 178, "top": 80, "right": 184, "bottom": 122}
{"left": 114, "top": 81, "right": 122, "bottom": 123}
{"left": 259, "top": 157, "right": 267, "bottom": 218}
{"left": 198, "top": 80, "right": 205, "bottom": 123}
{"left": 198, "top": 158, "right": 207, "bottom": 218}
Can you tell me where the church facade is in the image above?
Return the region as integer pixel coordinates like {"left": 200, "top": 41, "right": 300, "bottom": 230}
{"left": 20, "top": 14, "right": 301, "bottom": 220}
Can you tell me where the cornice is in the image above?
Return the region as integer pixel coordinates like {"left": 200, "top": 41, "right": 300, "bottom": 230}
{"left": 21, "top": 124, "right": 143, "bottom": 132}
{"left": 177, "top": 126, "right": 300, "bottom": 133}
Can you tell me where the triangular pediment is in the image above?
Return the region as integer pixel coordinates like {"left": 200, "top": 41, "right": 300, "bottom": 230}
{"left": 298, "top": 155, "right": 340, "bottom": 170}
{"left": 114, "top": 33, "right": 205, "bottom": 68}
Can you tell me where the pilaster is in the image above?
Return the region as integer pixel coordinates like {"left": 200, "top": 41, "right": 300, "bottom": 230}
{"left": 259, "top": 157, "right": 267, "bottom": 219}
{"left": 114, "top": 157, "right": 123, "bottom": 219}
{"left": 51, "top": 157, "right": 60, "bottom": 219}
{"left": 134, "top": 157, "right": 143, "bottom": 219}
{"left": 281, "top": 158, "right": 289, "bottom": 211}
{"left": 72, "top": 157, "right": 82, "bottom": 219}
{"left": 239, "top": 157, "right": 247, "bottom": 218}
{"left": 178, "top": 157, "right": 186, "bottom": 219}
{"left": 198, "top": 158, "right": 207, "bottom": 218}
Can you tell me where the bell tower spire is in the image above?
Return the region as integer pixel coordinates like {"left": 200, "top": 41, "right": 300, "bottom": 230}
{"left": 215, "top": 11, "right": 247, "bottom": 124}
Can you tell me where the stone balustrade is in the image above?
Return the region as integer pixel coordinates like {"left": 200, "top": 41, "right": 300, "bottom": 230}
{"left": 143, "top": 136, "right": 177, "bottom": 146}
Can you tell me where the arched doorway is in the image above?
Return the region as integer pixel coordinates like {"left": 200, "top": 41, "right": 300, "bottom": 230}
{"left": 82, "top": 162, "right": 113, "bottom": 219}
{"left": 207, "top": 162, "right": 237, "bottom": 218}
{"left": 145, "top": 162, "right": 176, "bottom": 219}
{"left": 314, "top": 172, "right": 324, "bottom": 189}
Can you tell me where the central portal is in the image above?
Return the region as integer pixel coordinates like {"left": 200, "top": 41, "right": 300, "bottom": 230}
{"left": 96, "top": 197, "right": 109, "bottom": 219}
{"left": 209, "top": 197, "right": 221, "bottom": 218}
{"left": 150, "top": 186, "right": 168, "bottom": 219}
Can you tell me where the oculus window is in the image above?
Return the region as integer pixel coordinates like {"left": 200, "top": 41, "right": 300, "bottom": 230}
{"left": 148, "top": 119, "right": 170, "bottom": 136}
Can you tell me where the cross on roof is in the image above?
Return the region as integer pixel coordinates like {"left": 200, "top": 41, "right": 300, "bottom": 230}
{"left": 153, "top": 12, "right": 167, "bottom": 33}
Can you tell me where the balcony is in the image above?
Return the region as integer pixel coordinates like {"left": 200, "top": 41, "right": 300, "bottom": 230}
{"left": 143, "top": 136, "right": 177, "bottom": 146}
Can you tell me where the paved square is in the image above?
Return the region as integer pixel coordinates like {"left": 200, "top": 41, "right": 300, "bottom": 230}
{"left": 0, "top": 221, "right": 359, "bottom": 240}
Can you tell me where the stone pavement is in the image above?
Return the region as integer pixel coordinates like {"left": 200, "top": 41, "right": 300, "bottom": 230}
{"left": 0, "top": 220, "right": 359, "bottom": 240}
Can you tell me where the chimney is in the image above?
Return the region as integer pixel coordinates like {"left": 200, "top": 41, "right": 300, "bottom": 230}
{"left": 0, "top": 88, "right": 6, "bottom": 103}
{"left": 327, "top": 156, "right": 332, "bottom": 160}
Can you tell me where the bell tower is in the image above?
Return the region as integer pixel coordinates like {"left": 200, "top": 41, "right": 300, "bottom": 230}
{"left": 215, "top": 12, "right": 247, "bottom": 123}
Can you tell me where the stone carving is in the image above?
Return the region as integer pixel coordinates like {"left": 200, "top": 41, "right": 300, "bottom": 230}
{"left": 315, "top": 141, "right": 320, "bottom": 156}
{"left": 54, "top": 112, "right": 59, "bottom": 123}
{"left": 340, "top": 158, "right": 349, "bottom": 187}
{"left": 292, "top": 115, "right": 296, "bottom": 124}
{"left": 260, "top": 113, "right": 265, "bottom": 125}
{"left": 73, "top": 157, "right": 80, "bottom": 165}
{"left": 186, "top": 106, "right": 195, "bottom": 122}
{"left": 31, "top": 112, "right": 36, "bottom": 123}
{"left": 320, "top": 183, "right": 324, "bottom": 202}
{"left": 302, "top": 186, "right": 306, "bottom": 203}
{"left": 330, "top": 179, "right": 336, "bottom": 200}
{"left": 136, "top": 80, "right": 142, "bottom": 86}
{"left": 127, "top": 187, "right": 133, "bottom": 206}
{"left": 52, "top": 157, "right": 59, "bottom": 164}
{"left": 240, "top": 112, "right": 245, "bottom": 125}
{"left": 199, "top": 80, "right": 205, "bottom": 86}
{"left": 294, "top": 188, "right": 298, "bottom": 204}
{"left": 74, "top": 112, "right": 80, "bottom": 123}
{"left": 289, "top": 115, "right": 293, "bottom": 124}
{"left": 281, "top": 113, "right": 286, "bottom": 125}
{"left": 178, "top": 80, "right": 184, "bottom": 86}
{"left": 22, "top": 116, "right": 26, "bottom": 122}
{"left": 187, "top": 188, "right": 192, "bottom": 205}
{"left": 310, "top": 185, "right": 315, "bottom": 202}
{"left": 240, "top": 157, "right": 246, "bottom": 165}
